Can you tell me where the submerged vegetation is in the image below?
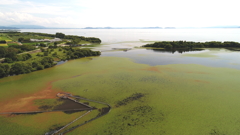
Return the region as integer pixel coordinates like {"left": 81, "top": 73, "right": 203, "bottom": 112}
{"left": 1, "top": 55, "right": 240, "bottom": 134}
{"left": 2, "top": 29, "right": 240, "bottom": 135}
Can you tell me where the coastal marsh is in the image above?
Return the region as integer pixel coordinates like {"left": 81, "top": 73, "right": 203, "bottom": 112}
{"left": 1, "top": 55, "right": 240, "bottom": 134}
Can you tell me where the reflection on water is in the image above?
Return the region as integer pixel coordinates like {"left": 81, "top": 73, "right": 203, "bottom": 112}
{"left": 20, "top": 29, "right": 240, "bottom": 70}
{"left": 101, "top": 47, "right": 240, "bottom": 70}
{"left": 150, "top": 48, "right": 204, "bottom": 54}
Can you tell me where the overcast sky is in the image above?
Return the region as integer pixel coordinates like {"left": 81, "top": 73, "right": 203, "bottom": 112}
{"left": 0, "top": 0, "right": 239, "bottom": 28}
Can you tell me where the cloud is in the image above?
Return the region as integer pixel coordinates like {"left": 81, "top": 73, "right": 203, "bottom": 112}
{"left": 0, "top": 0, "right": 240, "bottom": 27}
{"left": 0, "top": 0, "right": 19, "bottom": 5}
{"left": 0, "top": 12, "right": 77, "bottom": 27}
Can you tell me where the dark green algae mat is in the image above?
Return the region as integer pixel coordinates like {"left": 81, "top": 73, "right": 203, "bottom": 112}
{"left": 1, "top": 56, "right": 240, "bottom": 135}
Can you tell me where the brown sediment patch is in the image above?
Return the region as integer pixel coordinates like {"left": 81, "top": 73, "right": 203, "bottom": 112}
{"left": 0, "top": 80, "right": 62, "bottom": 113}
{"left": 194, "top": 80, "right": 209, "bottom": 83}
{"left": 142, "top": 67, "right": 161, "bottom": 73}
{"left": 0, "top": 71, "right": 99, "bottom": 114}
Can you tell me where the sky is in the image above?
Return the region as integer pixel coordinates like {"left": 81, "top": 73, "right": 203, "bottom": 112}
{"left": 0, "top": 0, "right": 240, "bottom": 28}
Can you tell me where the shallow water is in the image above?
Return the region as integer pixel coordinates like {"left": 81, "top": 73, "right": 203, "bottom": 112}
{"left": 21, "top": 29, "right": 240, "bottom": 70}
{"left": 101, "top": 47, "right": 240, "bottom": 69}
{"left": 1, "top": 29, "right": 240, "bottom": 135}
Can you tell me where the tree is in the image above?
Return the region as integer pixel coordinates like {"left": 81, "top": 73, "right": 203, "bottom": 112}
{"left": 56, "top": 33, "right": 65, "bottom": 38}
{"left": 0, "top": 67, "right": 5, "bottom": 78}
{"left": 164, "top": 43, "right": 173, "bottom": 49}
{"left": 10, "top": 63, "right": 24, "bottom": 75}
{"left": 0, "top": 64, "right": 10, "bottom": 78}
{"left": 44, "top": 52, "right": 48, "bottom": 56}
{"left": 41, "top": 57, "right": 54, "bottom": 68}
{"left": 18, "top": 38, "right": 24, "bottom": 42}
{"left": 0, "top": 47, "right": 7, "bottom": 58}
{"left": 72, "top": 38, "right": 81, "bottom": 45}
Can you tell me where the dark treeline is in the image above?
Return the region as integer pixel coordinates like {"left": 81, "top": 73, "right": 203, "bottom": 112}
{"left": 143, "top": 41, "right": 240, "bottom": 49}
{"left": 8, "top": 32, "right": 101, "bottom": 44}
{"left": 0, "top": 45, "right": 35, "bottom": 60}
{"left": 0, "top": 56, "right": 55, "bottom": 78}
{"left": 0, "top": 47, "right": 101, "bottom": 78}
{"left": 64, "top": 34, "right": 102, "bottom": 44}
{"left": 61, "top": 47, "right": 101, "bottom": 60}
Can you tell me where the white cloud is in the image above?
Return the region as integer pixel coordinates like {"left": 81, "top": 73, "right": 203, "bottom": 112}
{"left": 0, "top": 0, "right": 19, "bottom": 5}
{"left": 0, "top": 12, "right": 77, "bottom": 27}
{"left": 0, "top": 0, "right": 240, "bottom": 27}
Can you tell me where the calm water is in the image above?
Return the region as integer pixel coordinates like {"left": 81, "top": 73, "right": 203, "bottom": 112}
{"left": 21, "top": 29, "right": 240, "bottom": 43}
{"left": 21, "top": 29, "right": 240, "bottom": 69}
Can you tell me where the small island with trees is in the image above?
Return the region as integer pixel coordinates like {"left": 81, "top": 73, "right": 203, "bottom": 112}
{"left": 0, "top": 32, "right": 102, "bottom": 78}
{"left": 143, "top": 41, "right": 240, "bottom": 49}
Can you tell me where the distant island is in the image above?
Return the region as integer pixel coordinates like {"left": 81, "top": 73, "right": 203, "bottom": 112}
{"left": 1, "top": 25, "right": 240, "bottom": 29}
{"left": 83, "top": 27, "right": 164, "bottom": 29}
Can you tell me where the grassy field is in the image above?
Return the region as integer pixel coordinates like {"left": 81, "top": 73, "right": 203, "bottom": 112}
{"left": 0, "top": 44, "right": 8, "bottom": 46}
{"left": 0, "top": 56, "right": 240, "bottom": 134}
{"left": 9, "top": 34, "right": 54, "bottom": 42}
{"left": 0, "top": 35, "right": 12, "bottom": 41}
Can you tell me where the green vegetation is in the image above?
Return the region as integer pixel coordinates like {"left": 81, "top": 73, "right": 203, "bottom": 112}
{"left": 0, "top": 44, "right": 8, "bottom": 47}
{"left": 8, "top": 32, "right": 55, "bottom": 41}
{"left": 34, "top": 99, "right": 64, "bottom": 111}
{"left": 7, "top": 43, "right": 19, "bottom": 46}
{"left": 0, "top": 32, "right": 102, "bottom": 78}
{"left": 1, "top": 57, "right": 240, "bottom": 134}
{"left": 0, "top": 111, "right": 88, "bottom": 135}
{"left": 0, "top": 47, "right": 101, "bottom": 78}
{"left": 143, "top": 41, "right": 240, "bottom": 49}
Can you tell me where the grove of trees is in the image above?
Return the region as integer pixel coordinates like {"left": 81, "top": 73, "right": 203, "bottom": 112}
{"left": 0, "top": 56, "right": 55, "bottom": 78}
{"left": 143, "top": 41, "right": 240, "bottom": 49}
{"left": 0, "top": 45, "right": 35, "bottom": 62}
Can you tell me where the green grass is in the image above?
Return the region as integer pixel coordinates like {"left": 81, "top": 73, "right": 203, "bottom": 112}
{"left": 0, "top": 111, "right": 88, "bottom": 135}
{"left": 0, "top": 44, "right": 8, "bottom": 46}
{"left": 0, "top": 35, "right": 12, "bottom": 41}
{"left": 10, "top": 35, "right": 54, "bottom": 42}
{"left": 7, "top": 43, "right": 19, "bottom": 46}
{"left": 22, "top": 42, "right": 49, "bottom": 46}
{"left": 1, "top": 57, "right": 240, "bottom": 135}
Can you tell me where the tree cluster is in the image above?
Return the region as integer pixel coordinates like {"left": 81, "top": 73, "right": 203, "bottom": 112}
{"left": 0, "top": 45, "right": 35, "bottom": 62}
{"left": 10, "top": 45, "right": 36, "bottom": 51}
{"left": 143, "top": 41, "right": 240, "bottom": 49}
{"left": 0, "top": 56, "right": 55, "bottom": 78}
{"left": 18, "top": 37, "right": 30, "bottom": 42}
{"left": 62, "top": 47, "right": 101, "bottom": 59}
{"left": 85, "top": 37, "right": 102, "bottom": 43}
{"left": 64, "top": 35, "right": 101, "bottom": 45}
{"left": 56, "top": 33, "right": 65, "bottom": 38}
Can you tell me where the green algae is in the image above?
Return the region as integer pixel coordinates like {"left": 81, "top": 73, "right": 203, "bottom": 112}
{"left": 1, "top": 56, "right": 240, "bottom": 134}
